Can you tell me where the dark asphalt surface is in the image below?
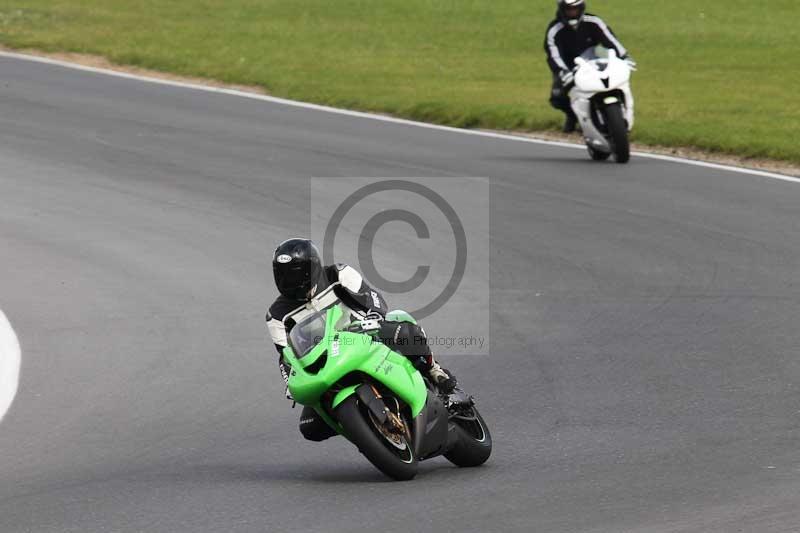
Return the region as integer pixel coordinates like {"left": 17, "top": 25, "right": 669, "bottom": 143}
{"left": 1, "top": 55, "right": 799, "bottom": 533}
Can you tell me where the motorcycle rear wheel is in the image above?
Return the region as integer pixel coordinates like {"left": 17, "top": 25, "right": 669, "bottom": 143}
{"left": 336, "top": 395, "right": 419, "bottom": 480}
{"left": 588, "top": 145, "right": 611, "bottom": 161}
{"left": 444, "top": 405, "right": 492, "bottom": 467}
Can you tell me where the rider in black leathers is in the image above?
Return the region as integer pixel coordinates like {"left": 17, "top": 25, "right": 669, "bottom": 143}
{"left": 544, "top": 0, "right": 634, "bottom": 132}
{"left": 266, "top": 238, "right": 457, "bottom": 441}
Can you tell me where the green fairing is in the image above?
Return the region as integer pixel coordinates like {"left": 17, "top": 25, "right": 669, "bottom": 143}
{"left": 283, "top": 303, "right": 428, "bottom": 436}
{"left": 331, "top": 384, "right": 360, "bottom": 410}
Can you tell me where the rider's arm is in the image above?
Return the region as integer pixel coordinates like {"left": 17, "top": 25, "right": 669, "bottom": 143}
{"left": 267, "top": 309, "right": 292, "bottom": 371}
{"left": 332, "top": 264, "right": 389, "bottom": 316}
{"left": 267, "top": 310, "right": 294, "bottom": 399}
{"left": 267, "top": 310, "right": 288, "bottom": 355}
{"left": 584, "top": 15, "right": 628, "bottom": 58}
{"left": 544, "top": 22, "right": 571, "bottom": 73}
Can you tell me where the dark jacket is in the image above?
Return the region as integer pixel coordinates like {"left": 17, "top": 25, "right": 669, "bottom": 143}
{"left": 544, "top": 13, "right": 628, "bottom": 74}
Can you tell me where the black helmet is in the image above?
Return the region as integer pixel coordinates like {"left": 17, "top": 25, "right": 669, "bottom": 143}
{"left": 272, "top": 238, "right": 323, "bottom": 301}
{"left": 557, "top": 0, "right": 586, "bottom": 29}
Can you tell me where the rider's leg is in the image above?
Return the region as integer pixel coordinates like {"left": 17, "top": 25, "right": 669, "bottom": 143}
{"left": 378, "top": 321, "right": 457, "bottom": 393}
{"left": 550, "top": 74, "right": 577, "bottom": 133}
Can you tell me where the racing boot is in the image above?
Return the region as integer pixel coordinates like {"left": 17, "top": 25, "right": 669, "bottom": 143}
{"left": 428, "top": 359, "right": 458, "bottom": 394}
{"left": 562, "top": 111, "right": 578, "bottom": 133}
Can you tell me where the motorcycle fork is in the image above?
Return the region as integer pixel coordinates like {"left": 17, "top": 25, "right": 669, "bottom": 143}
{"left": 368, "top": 383, "right": 411, "bottom": 439}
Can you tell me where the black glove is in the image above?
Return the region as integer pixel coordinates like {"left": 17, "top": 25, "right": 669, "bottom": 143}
{"left": 559, "top": 69, "right": 575, "bottom": 90}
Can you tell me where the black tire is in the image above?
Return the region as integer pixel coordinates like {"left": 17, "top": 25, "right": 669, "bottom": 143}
{"left": 336, "top": 396, "right": 419, "bottom": 481}
{"left": 604, "top": 102, "right": 630, "bottom": 163}
{"left": 588, "top": 145, "right": 611, "bottom": 161}
{"left": 444, "top": 406, "right": 492, "bottom": 467}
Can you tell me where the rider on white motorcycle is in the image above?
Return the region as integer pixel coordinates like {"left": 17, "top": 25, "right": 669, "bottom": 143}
{"left": 544, "top": 0, "right": 635, "bottom": 132}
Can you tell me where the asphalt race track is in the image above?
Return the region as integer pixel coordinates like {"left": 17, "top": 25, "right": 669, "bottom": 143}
{"left": 1, "top": 55, "right": 799, "bottom": 533}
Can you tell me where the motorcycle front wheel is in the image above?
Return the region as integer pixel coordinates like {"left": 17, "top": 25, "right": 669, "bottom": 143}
{"left": 336, "top": 395, "right": 419, "bottom": 481}
{"left": 604, "top": 103, "right": 630, "bottom": 164}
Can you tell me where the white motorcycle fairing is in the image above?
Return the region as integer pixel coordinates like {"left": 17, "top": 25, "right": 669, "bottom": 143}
{"left": 569, "top": 49, "right": 635, "bottom": 154}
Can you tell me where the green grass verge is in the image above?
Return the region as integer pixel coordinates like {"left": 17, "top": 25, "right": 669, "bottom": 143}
{"left": 1, "top": 1, "right": 798, "bottom": 162}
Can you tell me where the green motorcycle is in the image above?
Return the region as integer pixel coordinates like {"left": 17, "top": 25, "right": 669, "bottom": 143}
{"left": 283, "top": 284, "right": 492, "bottom": 480}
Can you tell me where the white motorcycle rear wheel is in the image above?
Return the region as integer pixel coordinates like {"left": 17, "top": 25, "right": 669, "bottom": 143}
{"left": 587, "top": 145, "right": 611, "bottom": 161}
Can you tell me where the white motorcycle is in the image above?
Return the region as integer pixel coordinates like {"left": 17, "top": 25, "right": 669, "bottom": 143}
{"left": 570, "top": 48, "right": 635, "bottom": 163}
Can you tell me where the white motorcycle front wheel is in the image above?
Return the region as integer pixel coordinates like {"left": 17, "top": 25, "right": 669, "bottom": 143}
{"left": 604, "top": 103, "right": 630, "bottom": 164}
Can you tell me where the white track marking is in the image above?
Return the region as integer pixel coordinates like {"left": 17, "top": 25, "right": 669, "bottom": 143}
{"left": 0, "top": 309, "right": 21, "bottom": 423}
{"left": 1, "top": 50, "right": 798, "bottom": 185}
